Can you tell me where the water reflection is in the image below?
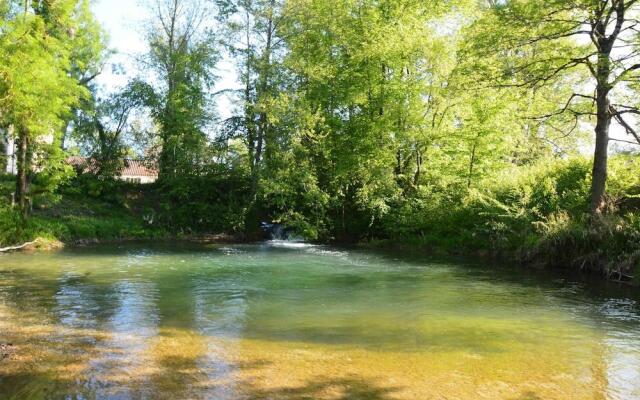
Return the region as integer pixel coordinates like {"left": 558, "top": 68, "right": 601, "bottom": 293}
{"left": 0, "top": 243, "right": 639, "bottom": 399}
{"left": 91, "top": 280, "right": 159, "bottom": 398}
{"left": 192, "top": 274, "right": 249, "bottom": 399}
{"left": 55, "top": 271, "right": 104, "bottom": 330}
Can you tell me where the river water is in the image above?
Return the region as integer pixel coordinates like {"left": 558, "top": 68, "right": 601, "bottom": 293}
{"left": 0, "top": 241, "right": 639, "bottom": 399}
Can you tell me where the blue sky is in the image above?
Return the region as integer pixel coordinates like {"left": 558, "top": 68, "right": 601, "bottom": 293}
{"left": 92, "top": 0, "right": 147, "bottom": 90}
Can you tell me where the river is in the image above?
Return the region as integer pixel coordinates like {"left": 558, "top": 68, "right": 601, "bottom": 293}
{"left": 0, "top": 241, "right": 639, "bottom": 399}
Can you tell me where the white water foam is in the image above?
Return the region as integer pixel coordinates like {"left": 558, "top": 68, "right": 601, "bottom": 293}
{"left": 265, "top": 240, "right": 316, "bottom": 249}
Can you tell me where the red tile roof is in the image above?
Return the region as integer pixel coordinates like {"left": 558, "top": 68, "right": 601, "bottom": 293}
{"left": 67, "top": 156, "right": 98, "bottom": 174}
{"left": 122, "top": 160, "right": 157, "bottom": 177}
{"left": 67, "top": 157, "right": 158, "bottom": 178}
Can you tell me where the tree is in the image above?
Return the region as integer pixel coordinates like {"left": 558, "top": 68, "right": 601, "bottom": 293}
{"left": 280, "top": 0, "right": 480, "bottom": 238}
{"left": 0, "top": 0, "right": 103, "bottom": 218}
{"left": 465, "top": 0, "right": 640, "bottom": 214}
{"left": 61, "top": 0, "right": 109, "bottom": 150}
{"left": 215, "top": 0, "right": 285, "bottom": 233}
{"left": 72, "top": 82, "right": 148, "bottom": 178}
{"left": 141, "top": 0, "right": 219, "bottom": 179}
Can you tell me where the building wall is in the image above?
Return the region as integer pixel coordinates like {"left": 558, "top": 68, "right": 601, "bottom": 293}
{"left": 4, "top": 134, "right": 16, "bottom": 175}
{"left": 2, "top": 130, "right": 55, "bottom": 175}
{"left": 119, "top": 175, "right": 157, "bottom": 184}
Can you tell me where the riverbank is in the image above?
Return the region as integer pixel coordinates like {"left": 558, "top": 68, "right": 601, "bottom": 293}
{"left": 0, "top": 229, "right": 245, "bottom": 254}
{"left": 368, "top": 158, "right": 640, "bottom": 286}
{"left": 0, "top": 179, "right": 246, "bottom": 252}
{"left": 2, "top": 226, "right": 638, "bottom": 287}
{"left": 362, "top": 217, "right": 640, "bottom": 286}
{"left": 2, "top": 157, "right": 640, "bottom": 285}
{"left": 2, "top": 199, "right": 638, "bottom": 285}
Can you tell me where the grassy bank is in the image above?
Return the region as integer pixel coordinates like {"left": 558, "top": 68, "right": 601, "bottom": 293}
{"left": 0, "top": 173, "right": 249, "bottom": 249}
{"left": 368, "top": 213, "right": 640, "bottom": 284}
{"left": 378, "top": 155, "right": 640, "bottom": 283}
{"left": 0, "top": 176, "right": 165, "bottom": 249}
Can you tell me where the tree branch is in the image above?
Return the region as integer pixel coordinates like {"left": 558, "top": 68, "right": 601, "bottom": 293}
{"left": 612, "top": 107, "right": 640, "bottom": 144}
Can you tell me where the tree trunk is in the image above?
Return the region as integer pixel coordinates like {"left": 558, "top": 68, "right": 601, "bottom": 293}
{"left": 15, "top": 130, "right": 29, "bottom": 219}
{"left": 254, "top": 2, "right": 274, "bottom": 183}
{"left": 590, "top": 33, "right": 613, "bottom": 215}
{"left": 247, "top": 0, "right": 274, "bottom": 232}
{"left": 413, "top": 147, "right": 422, "bottom": 186}
{"left": 590, "top": 86, "right": 611, "bottom": 214}
{"left": 467, "top": 138, "right": 479, "bottom": 190}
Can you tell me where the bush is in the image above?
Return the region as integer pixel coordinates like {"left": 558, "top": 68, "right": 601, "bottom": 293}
{"left": 378, "top": 155, "right": 640, "bottom": 277}
{"left": 0, "top": 206, "right": 22, "bottom": 246}
{"left": 152, "top": 172, "right": 250, "bottom": 234}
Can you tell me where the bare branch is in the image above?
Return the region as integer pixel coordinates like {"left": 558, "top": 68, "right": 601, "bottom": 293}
{"left": 612, "top": 107, "right": 640, "bottom": 144}
{"left": 530, "top": 93, "right": 596, "bottom": 120}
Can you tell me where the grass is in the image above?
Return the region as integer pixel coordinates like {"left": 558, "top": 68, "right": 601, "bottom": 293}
{"left": 0, "top": 176, "right": 165, "bottom": 247}
{"left": 0, "top": 208, "right": 164, "bottom": 248}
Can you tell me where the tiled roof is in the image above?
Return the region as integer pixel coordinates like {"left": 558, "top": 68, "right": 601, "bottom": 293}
{"left": 67, "top": 156, "right": 98, "bottom": 173}
{"left": 67, "top": 157, "right": 158, "bottom": 178}
{"left": 122, "top": 160, "right": 157, "bottom": 177}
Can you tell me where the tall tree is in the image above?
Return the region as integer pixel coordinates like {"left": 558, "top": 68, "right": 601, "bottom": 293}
{"left": 280, "top": 0, "right": 480, "bottom": 238}
{"left": 215, "top": 0, "right": 285, "bottom": 232}
{"left": 0, "top": 0, "right": 103, "bottom": 217}
{"left": 465, "top": 0, "right": 640, "bottom": 214}
{"left": 141, "top": 0, "right": 218, "bottom": 178}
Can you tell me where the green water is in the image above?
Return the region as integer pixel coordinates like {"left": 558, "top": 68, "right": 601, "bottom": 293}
{"left": 0, "top": 242, "right": 639, "bottom": 399}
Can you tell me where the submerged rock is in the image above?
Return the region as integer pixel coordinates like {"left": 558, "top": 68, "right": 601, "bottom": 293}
{"left": 0, "top": 343, "right": 15, "bottom": 361}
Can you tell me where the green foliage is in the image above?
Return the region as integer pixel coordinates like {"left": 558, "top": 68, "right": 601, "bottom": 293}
{"left": 379, "top": 155, "right": 640, "bottom": 277}
{"left": 0, "top": 205, "right": 23, "bottom": 245}
{"left": 140, "top": 0, "right": 219, "bottom": 179}
{"left": 71, "top": 83, "right": 147, "bottom": 179}
{"left": 0, "top": 176, "right": 165, "bottom": 247}
{"left": 1, "top": 0, "right": 639, "bottom": 281}
{"left": 0, "top": 0, "right": 106, "bottom": 215}
{"left": 148, "top": 168, "right": 250, "bottom": 234}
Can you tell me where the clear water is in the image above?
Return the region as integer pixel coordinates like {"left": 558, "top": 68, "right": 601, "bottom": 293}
{"left": 0, "top": 241, "right": 639, "bottom": 399}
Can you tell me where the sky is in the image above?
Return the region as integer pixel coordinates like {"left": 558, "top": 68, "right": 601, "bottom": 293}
{"left": 92, "top": 0, "right": 147, "bottom": 90}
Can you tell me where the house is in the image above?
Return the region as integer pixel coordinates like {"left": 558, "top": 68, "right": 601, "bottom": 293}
{"left": 2, "top": 129, "right": 16, "bottom": 174}
{"left": 2, "top": 128, "right": 53, "bottom": 175}
{"left": 67, "top": 157, "right": 158, "bottom": 184}
{"left": 2, "top": 129, "right": 158, "bottom": 183}
{"left": 119, "top": 160, "right": 158, "bottom": 184}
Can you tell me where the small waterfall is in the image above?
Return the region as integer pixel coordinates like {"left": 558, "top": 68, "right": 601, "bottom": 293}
{"left": 260, "top": 222, "right": 292, "bottom": 240}
{"left": 259, "top": 223, "right": 311, "bottom": 249}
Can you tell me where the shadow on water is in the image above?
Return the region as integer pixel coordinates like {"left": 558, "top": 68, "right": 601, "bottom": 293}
{"left": 241, "top": 376, "right": 402, "bottom": 400}
{"left": 0, "top": 321, "right": 404, "bottom": 399}
{"left": 0, "top": 348, "right": 550, "bottom": 400}
{"left": 0, "top": 374, "right": 404, "bottom": 400}
{"left": 511, "top": 393, "right": 543, "bottom": 400}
